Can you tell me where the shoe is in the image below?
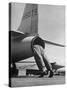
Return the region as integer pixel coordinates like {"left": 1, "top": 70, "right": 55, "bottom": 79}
{"left": 38, "top": 72, "right": 46, "bottom": 78}
{"left": 39, "top": 74, "right": 44, "bottom": 78}
{"left": 48, "top": 70, "right": 53, "bottom": 78}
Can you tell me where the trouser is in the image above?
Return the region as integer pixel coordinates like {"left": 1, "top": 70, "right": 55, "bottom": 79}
{"left": 33, "top": 45, "right": 52, "bottom": 72}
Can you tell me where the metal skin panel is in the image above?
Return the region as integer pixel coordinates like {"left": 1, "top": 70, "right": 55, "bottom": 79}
{"left": 11, "top": 36, "right": 37, "bottom": 62}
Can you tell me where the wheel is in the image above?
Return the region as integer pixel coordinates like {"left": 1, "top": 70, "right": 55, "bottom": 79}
{"left": 11, "top": 63, "right": 18, "bottom": 77}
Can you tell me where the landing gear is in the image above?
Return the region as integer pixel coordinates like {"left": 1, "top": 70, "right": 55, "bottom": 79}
{"left": 10, "top": 63, "right": 18, "bottom": 77}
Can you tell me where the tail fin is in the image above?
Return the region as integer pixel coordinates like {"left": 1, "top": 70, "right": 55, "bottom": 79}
{"left": 18, "top": 3, "right": 38, "bottom": 35}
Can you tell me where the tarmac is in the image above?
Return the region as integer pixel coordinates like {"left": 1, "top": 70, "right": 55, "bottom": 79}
{"left": 11, "top": 75, "right": 65, "bottom": 87}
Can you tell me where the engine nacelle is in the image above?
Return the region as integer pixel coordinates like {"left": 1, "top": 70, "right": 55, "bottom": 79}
{"left": 11, "top": 35, "right": 44, "bottom": 62}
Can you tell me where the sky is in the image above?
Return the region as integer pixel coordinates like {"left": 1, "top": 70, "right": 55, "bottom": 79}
{"left": 11, "top": 3, "right": 65, "bottom": 65}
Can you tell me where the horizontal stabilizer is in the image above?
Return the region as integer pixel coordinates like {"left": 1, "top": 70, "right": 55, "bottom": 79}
{"left": 44, "top": 40, "right": 65, "bottom": 47}
{"left": 10, "top": 31, "right": 26, "bottom": 40}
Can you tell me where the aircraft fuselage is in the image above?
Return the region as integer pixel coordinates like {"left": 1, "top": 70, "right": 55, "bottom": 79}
{"left": 11, "top": 36, "right": 35, "bottom": 63}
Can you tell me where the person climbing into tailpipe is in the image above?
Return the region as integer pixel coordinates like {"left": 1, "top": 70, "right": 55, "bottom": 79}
{"left": 32, "top": 37, "right": 53, "bottom": 78}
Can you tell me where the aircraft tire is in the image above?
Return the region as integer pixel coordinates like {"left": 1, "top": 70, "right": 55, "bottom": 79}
{"left": 11, "top": 63, "right": 18, "bottom": 77}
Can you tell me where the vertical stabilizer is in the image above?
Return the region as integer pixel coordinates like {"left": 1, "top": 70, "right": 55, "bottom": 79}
{"left": 18, "top": 4, "right": 38, "bottom": 35}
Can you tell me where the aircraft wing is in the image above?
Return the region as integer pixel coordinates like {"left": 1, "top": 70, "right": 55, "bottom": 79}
{"left": 44, "top": 40, "right": 65, "bottom": 47}
{"left": 10, "top": 31, "right": 24, "bottom": 37}
{"left": 10, "top": 31, "right": 27, "bottom": 40}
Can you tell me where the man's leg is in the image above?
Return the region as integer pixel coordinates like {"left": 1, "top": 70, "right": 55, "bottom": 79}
{"left": 33, "top": 45, "right": 53, "bottom": 77}
{"left": 33, "top": 45, "right": 46, "bottom": 77}
{"left": 34, "top": 50, "right": 46, "bottom": 72}
{"left": 42, "top": 53, "right": 53, "bottom": 77}
{"left": 34, "top": 47, "right": 45, "bottom": 72}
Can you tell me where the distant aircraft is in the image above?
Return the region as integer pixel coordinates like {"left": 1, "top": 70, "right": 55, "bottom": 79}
{"left": 9, "top": 3, "right": 65, "bottom": 77}
{"left": 51, "top": 62, "right": 64, "bottom": 72}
